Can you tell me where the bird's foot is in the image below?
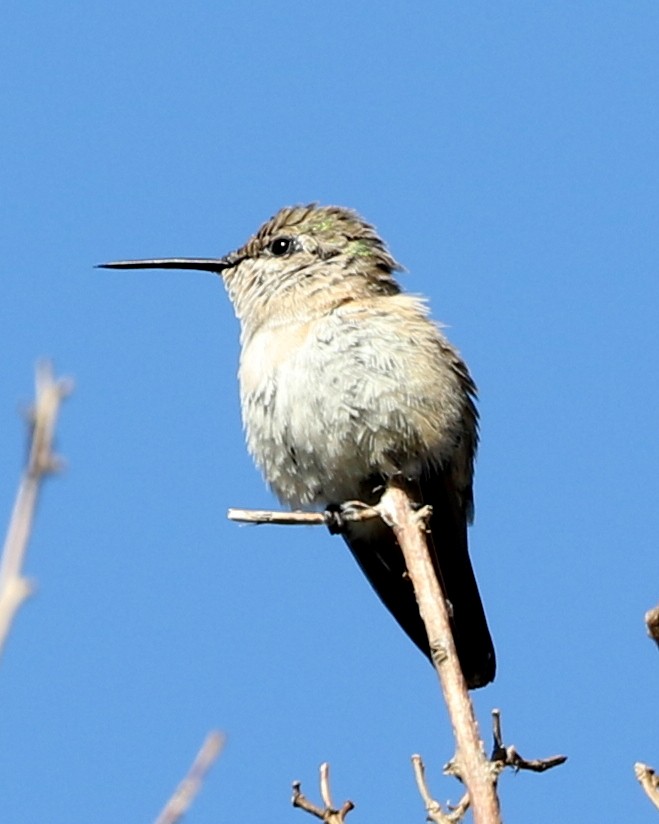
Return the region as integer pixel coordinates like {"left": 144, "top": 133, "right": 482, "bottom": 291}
{"left": 323, "top": 501, "right": 373, "bottom": 534}
{"left": 323, "top": 504, "right": 344, "bottom": 534}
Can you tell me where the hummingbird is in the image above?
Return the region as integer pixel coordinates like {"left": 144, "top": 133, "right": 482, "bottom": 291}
{"left": 100, "top": 204, "right": 496, "bottom": 688}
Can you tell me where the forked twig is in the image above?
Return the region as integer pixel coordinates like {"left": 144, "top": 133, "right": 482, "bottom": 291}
{"left": 490, "top": 709, "right": 567, "bottom": 774}
{"left": 411, "top": 711, "right": 566, "bottom": 824}
{"left": 412, "top": 754, "right": 470, "bottom": 823}
{"left": 292, "top": 763, "right": 354, "bottom": 823}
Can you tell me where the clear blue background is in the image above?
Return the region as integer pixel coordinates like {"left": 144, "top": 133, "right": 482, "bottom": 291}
{"left": 1, "top": 3, "right": 658, "bottom": 822}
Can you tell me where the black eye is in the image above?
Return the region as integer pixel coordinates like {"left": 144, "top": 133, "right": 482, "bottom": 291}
{"left": 269, "top": 237, "right": 293, "bottom": 256}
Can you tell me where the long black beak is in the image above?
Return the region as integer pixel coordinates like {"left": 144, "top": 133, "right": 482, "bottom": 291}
{"left": 97, "top": 258, "right": 232, "bottom": 274}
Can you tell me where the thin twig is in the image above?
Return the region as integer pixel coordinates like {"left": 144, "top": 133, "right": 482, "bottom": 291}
{"left": 228, "top": 509, "right": 326, "bottom": 525}
{"left": 635, "top": 763, "right": 659, "bottom": 811}
{"left": 153, "top": 731, "right": 225, "bottom": 824}
{"left": 227, "top": 504, "right": 379, "bottom": 526}
{"left": 412, "top": 754, "right": 470, "bottom": 823}
{"left": 376, "top": 480, "right": 501, "bottom": 824}
{"left": 292, "top": 763, "right": 354, "bottom": 823}
{"left": 319, "top": 762, "right": 333, "bottom": 809}
{"left": 490, "top": 709, "right": 567, "bottom": 774}
{"left": 0, "top": 361, "right": 72, "bottom": 658}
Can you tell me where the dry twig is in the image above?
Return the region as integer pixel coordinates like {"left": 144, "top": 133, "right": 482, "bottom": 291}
{"left": 635, "top": 763, "right": 659, "bottom": 811}
{"left": 412, "top": 754, "right": 469, "bottom": 823}
{"left": 153, "top": 731, "right": 225, "bottom": 824}
{"left": 489, "top": 709, "right": 567, "bottom": 774}
{"left": 292, "top": 763, "right": 354, "bottom": 823}
{"left": 377, "top": 480, "right": 500, "bottom": 824}
{"left": 0, "top": 361, "right": 72, "bottom": 658}
{"left": 227, "top": 503, "right": 379, "bottom": 527}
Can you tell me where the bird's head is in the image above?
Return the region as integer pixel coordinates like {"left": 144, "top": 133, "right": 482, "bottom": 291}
{"left": 99, "top": 204, "right": 403, "bottom": 334}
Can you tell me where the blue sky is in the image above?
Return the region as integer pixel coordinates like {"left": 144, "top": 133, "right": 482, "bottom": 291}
{"left": 1, "top": 3, "right": 658, "bottom": 822}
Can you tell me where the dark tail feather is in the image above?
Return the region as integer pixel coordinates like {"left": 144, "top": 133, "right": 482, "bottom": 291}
{"left": 340, "top": 474, "right": 495, "bottom": 688}
{"left": 423, "top": 472, "right": 495, "bottom": 687}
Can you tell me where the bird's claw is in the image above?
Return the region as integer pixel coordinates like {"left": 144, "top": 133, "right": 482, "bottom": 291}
{"left": 324, "top": 501, "right": 372, "bottom": 534}
{"left": 323, "top": 505, "right": 345, "bottom": 534}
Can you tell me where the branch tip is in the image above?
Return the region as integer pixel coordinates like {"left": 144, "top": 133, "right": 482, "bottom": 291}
{"left": 412, "top": 753, "right": 470, "bottom": 823}
{"left": 635, "top": 762, "right": 659, "bottom": 811}
{"left": 292, "top": 765, "right": 354, "bottom": 823}
{"left": 490, "top": 710, "right": 567, "bottom": 774}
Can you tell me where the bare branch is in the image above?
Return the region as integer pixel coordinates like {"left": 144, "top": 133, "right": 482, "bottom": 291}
{"left": 635, "top": 763, "right": 659, "bottom": 811}
{"left": 227, "top": 504, "right": 379, "bottom": 526}
{"left": 412, "top": 754, "right": 469, "bottom": 824}
{"left": 377, "top": 480, "right": 501, "bottom": 824}
{"left": 153, "top": 731, "right": 225, "bottom": 824}
{"left": 0, "top": 361, "right": 72, "bottom": 658}
{"left": 228, "top": 509, "right": 326, "bottom": 525}
{"left": 292, "top": 764, "right": 354, "bottom": 823}
{"left": 490, "top": 710, "right": 567, "bottom": 774}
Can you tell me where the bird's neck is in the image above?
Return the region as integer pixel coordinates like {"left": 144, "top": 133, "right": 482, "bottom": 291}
{"left": 231, "top": 268, "right": 400, "bottom": 345}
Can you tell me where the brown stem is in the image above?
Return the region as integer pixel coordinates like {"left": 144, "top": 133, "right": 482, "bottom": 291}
{"left": 227, "top": 504, "right": 379, "bottom": 526}
{"left": 376, "top": 480, "right": 501, "bottom": 824}
{"left": 491, "top": 709, "right": 567, "bottom": 773}
{"left": 412, "top": 754, "right": 470, "bottom": 823}
{"left": 292, "top": 763, "right": 354, "bottom": 823}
